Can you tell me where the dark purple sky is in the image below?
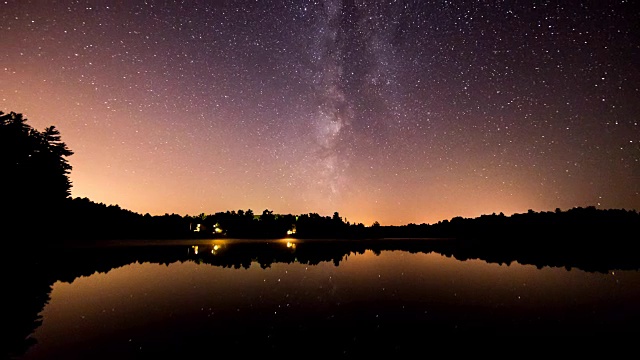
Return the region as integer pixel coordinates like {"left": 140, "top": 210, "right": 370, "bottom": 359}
{"left": 2, "top": 0, "right": 638, "bottom": 225}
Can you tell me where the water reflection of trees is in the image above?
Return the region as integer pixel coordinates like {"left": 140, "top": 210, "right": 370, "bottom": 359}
{"left": 6, "top": 237, "right": 640, "bottom": 358}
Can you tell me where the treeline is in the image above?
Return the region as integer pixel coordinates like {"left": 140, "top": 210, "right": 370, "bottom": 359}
{"left": 40, "top": 199, "right": 376, "bottom": 241}
{"left": 61, "top": 197, "right": 191, "bottom": 240}
{"left": 191, "top": 206, "right": 640, "bottom": 242}
{"left": 370, "top": 206, "right": 639, "bottom": 240}
{"left": 30, "top": 199, "right": 640, "bottom": 244}
{"left": 189, "top": 209, "right": 367, "bottom": 239}
{"left": 44, "top": 198, "right": 371, "bottom": 241}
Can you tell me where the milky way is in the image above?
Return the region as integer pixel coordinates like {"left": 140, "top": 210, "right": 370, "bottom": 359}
{"left": 1, "top": 0, "right": 638, "bottom": 225}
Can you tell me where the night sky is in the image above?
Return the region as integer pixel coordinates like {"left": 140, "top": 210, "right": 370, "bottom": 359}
{"left": 2, "top": 0, "right": 638, "bottom": 225}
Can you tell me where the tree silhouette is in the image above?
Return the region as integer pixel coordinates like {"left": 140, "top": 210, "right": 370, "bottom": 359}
{"left": 39, "top": 126, "right": 74, "bottom": 199}
{"left": 1, "top": 111, "right": 73, "bottom": 235}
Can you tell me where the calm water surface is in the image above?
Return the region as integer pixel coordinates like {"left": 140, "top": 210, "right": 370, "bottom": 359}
{"left": 13, "top": 239, "right": 640, "bottom": 358}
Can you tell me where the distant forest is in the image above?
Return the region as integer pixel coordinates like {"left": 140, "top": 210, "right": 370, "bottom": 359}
{"left": 2, "top": 110, "right": 639, "bottom": 244}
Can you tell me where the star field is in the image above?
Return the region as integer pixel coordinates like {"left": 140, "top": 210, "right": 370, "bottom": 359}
{"left": 2, "top": 0, "right": 638, "bottom": 225}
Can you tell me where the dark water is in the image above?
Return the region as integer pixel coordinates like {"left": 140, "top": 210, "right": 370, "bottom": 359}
{"left": 9, "top": 239, "right": 640, "bottom": 358}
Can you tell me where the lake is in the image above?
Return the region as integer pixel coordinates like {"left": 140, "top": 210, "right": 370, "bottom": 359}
{"left": 8, "top": 238, "right": 640, "bottom": 358}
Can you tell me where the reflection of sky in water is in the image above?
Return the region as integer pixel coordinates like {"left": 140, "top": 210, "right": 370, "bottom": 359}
{"left": 20, "top": 250, "right": 640, "bottom": 358}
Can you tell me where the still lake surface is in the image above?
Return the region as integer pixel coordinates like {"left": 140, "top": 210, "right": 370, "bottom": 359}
{"left": 11, "top": 238, "right": 640, "bottom": 358}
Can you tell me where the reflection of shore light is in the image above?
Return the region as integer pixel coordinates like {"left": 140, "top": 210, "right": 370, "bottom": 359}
{"left": 213, "top": 245, "right": 219, "bottom": 251}
{"left": 192, "top": 245, "right": 199, "bottom": 255}
{"left": 286, "top": 241, "right": 296, "bottom": 249}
